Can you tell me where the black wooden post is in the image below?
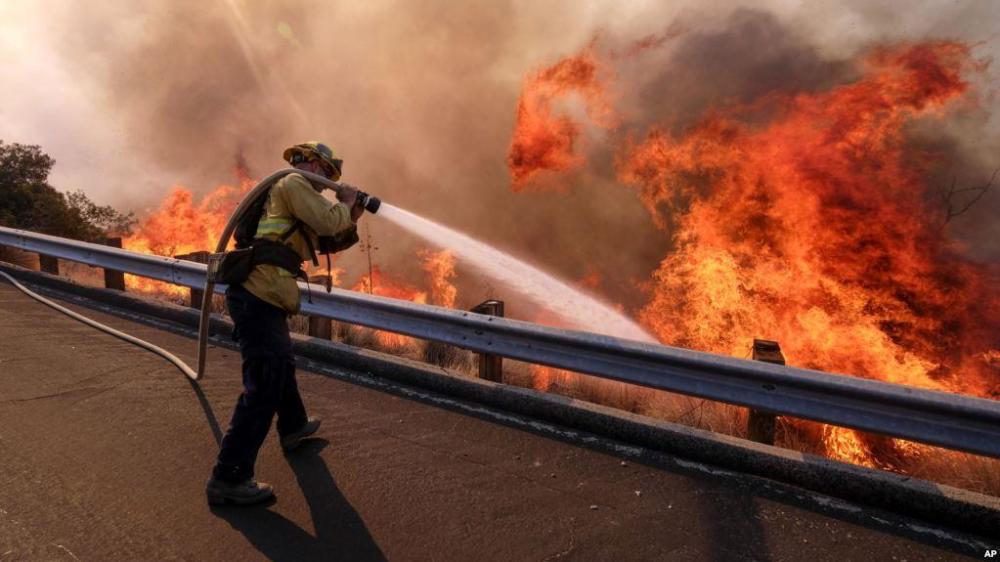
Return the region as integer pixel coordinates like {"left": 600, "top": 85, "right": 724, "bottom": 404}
{"left": 748, "top": 339, "right": 784, "bottom": 445}
{"left": 470, "top": 300, "right": 504, "bottom": 383}
{"left": 307, "top": 274, "right": 333, "bottom": 339}
{"left": 103, "top": 237, "right": 126, "bottom": 291}
{"left": 174, "top": 251, "right": 211, "bottom": 308}
{"left": 38, "top": 254, "right": 59, "bottom": 275}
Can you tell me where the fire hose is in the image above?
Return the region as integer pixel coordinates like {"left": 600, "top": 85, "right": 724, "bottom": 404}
{"left": 0, "top": 168, "right": 378, "bottom": 382}
{"left": 0, "top": 268, "right": 199, "bottom": 380}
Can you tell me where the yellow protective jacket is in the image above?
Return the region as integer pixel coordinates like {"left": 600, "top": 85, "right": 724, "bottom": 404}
{"left": 241, "top": 173, "right": 354, "bottom": 313}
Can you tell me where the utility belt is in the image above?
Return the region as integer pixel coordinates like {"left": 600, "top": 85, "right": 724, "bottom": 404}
{"left": 207, "top": 221, "right": 359, "bottom": 290}
{"left": 206, "top": 238, "right": 303, "bottom": 286}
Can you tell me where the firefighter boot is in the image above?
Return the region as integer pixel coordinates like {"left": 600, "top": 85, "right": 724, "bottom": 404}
{"left": 281, "top": 417, "right": 322, "bottom": 451}
{"left": 206, "top": 477, "right": 275, "bottom": 506}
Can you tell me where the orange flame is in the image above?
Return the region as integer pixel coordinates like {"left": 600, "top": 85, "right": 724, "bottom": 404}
{"left": 507, "top": 45, "right": 616, "bottom": 189}
{"left": 420, "top": 249, "right": 458, "bottom": 308}
{"left": 352, "top": 266, "right": 428, "bottom": 348}
{"left": 530, "top": 364, "right": 577, "bottom": 392}
{"left": 123, "top": 171, "right": 254, "bottom": 297}
{"left": 348, "top": 253, "right": 459, "bottom": 350}
{"left": 305, "top": 252, "right": 345, "bottom": 287}
{"left": 352, "top": 266, "right": 429, "bottom": 303}
{"left": 614, "top": 41, "right": 998, "bottom": 465}
{"left": 509, "top": 40, "right": 999, "bottom": 468}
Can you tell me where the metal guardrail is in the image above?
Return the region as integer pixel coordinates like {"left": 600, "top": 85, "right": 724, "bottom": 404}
{"left": 2, "top": 224, "right": 1000, "bottom": 459}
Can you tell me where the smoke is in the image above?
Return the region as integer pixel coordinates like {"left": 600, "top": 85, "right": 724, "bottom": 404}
{"left": 618, "top": 9, "right": 856, "bottom": 133}
{"left": 1, "top": 0, "right": 998, "bottom": 314}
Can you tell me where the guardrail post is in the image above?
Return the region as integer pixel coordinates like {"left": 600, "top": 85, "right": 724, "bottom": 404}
{"left": 38, "top": 254, "right": 59, "bottom": 275}
{"left": 748, "top": 339, "right": 784, "bottom": 445}
{"left": 470, "top": 300, "right": 504, "bottom": 383}
{"left": 174, "top": 251, "right": 211, "bottom": 308}
{"left": 307, "top": 274, "right": 333, "bottom": 340}
{"left": 102, "top": 237, "right": 126, "bottom": 291}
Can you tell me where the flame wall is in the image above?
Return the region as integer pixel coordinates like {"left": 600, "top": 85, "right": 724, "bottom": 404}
{"left": 504, "top": 22, "right": 1000, "bottom": 468}
{"left": 6, "top": 1, "right": 997, "bottom": 304}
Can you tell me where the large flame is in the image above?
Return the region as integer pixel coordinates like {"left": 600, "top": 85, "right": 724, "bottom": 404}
{"left": 350, "top": 254, "right": 460, "bottom": 349}
{"left": 420, "top": 249, "right": 458, "bottom": 308}
{"left": 506, "top": 31, "right": 683, "bottom": 190}
{"left": 511, "top": 40, "right": 1000, "bottom": 468}
{"left": 618, "top": 42, "right": 998, "bottom": 391}
{"left": 123, "top": 169, "right": 254, "bottom": 297}
{"left": 507, "top": 45, "right": 616, "bottom": 189}
{"left": 352, "top": 265, "right": 429, "bottom": 303}
{"left": 352, "top": 266, "right": 428, "bottom": 348}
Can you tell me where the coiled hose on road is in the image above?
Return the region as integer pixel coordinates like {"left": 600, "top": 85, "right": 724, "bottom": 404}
{"left": 0, "top": 268, "right": 199, "bottom": 380}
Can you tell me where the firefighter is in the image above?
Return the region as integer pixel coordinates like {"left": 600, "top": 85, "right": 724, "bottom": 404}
{"left": 207, "top": 141, "right": 362, "bottom": 505}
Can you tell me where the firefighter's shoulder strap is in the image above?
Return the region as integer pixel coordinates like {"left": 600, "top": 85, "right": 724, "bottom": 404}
{"left": 245, "top": 182, "right": 320, "bottom": 271}
{"left": 250, "top": 220, "right": 318, "bottom": 276}
{"left": 287, "top": 221, "right": 321, "bottom": 267}
{"left": 207, "top": 191, "right": 314, "bottom": 287}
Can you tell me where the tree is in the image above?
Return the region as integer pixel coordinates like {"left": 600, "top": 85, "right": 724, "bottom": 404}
{"left": 65, "top": 190, "right": 136, "bottom": 237}
{"left": 0, "top": 140, "right": 134, "bottom": 241}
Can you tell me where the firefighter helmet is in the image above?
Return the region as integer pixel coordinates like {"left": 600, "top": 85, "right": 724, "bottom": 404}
{"left": 283, "top": 141, "right": 343, "bottom": 180}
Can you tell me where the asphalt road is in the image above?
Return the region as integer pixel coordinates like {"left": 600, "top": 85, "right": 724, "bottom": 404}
{"left": 0, "top": 283, "right": 987, "bottom": 561}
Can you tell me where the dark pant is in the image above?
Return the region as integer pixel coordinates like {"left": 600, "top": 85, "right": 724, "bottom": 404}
{"left": 212, "top": 284, "right": 308, "bottom": 483}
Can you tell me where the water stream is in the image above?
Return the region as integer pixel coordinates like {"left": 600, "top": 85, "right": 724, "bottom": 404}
{"left": 378, "top": 203, "right": 657, "bottom": 343}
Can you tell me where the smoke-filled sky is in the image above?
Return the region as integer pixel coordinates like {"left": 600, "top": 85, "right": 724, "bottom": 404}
{"left": 1, "top": 0, "right": 998, "bottom": 310}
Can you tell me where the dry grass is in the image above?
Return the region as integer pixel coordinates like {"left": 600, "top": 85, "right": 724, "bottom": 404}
{"left": 0, "top": 247, "right": 38, "bottom": 269}
{"left": 423, "top": 340, "right": 475, "bottom": 373}
{"left": 900, "top": 447, "right": 1000, "bottom": 497}
{"left": 496, "top": 360, "right": 525, "bottom": 385}
{"left": 506, "top": 367, "right": 1000, "bottom": 498}
{"left": 57, "top": 261, "right": 104, "bottom": 288}
{"left": 549, "top": 374, "right": 650, "bottom": 414}
{"left": 376, "top": 334, "right": 421, "bottom": 357}
{"left": 337, "top": 324, "right": 378, "bottom": 348}
{"left": 334, "top": 325, "right": 424, "bottom": 360}
{"left": 288, "top": 314, "right": 310, "bottom": 335}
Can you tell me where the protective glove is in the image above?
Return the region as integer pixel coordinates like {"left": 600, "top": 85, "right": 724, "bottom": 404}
{"left": 331, "top": 183, "right": 359, "bottom": 208}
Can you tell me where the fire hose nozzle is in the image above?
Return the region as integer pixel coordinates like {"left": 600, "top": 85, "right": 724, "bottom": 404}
{"left": 356, "top": 191, "right": 381, "bottom": 214}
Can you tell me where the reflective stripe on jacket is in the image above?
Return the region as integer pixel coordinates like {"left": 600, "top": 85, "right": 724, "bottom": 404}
{"left": 241, "top": 173, "right": 354, "bottom": 313}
